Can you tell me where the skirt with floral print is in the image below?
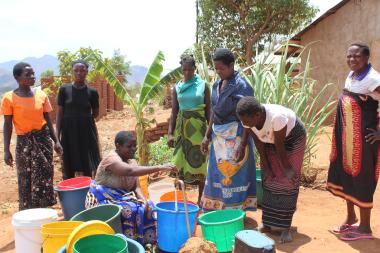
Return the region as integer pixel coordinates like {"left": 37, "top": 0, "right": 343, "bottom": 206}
{"left": 85, "top": 182, "right": 157, "bottom": 245}
{"left": 15, "top": 125, "right": 56, "bottom": 210}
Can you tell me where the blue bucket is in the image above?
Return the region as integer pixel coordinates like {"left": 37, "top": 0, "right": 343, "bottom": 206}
{"left": 155, "top": 202, "right": 199, "bottom": 252}
{"left": 54, "top": 186, "right": 90, "bottom": 220}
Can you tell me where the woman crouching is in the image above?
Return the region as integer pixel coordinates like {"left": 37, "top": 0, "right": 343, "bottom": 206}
{"left": 236, "top": 96, "right": 306, "bottom": 243}
{"left": 86, "top": 131, "right": 176, "bottom": 245}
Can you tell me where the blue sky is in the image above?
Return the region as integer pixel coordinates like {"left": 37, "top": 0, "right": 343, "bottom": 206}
{"left": 0, "top": 0, "right": 341, "bottom": 69}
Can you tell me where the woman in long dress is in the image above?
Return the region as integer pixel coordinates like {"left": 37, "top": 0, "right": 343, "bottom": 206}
{"left": 168, "top": 55, "right": 210, "bottom": 204}
{"left": 200, "top": 48, "right": 256, "bottom": 211}
{"left": 327, "top": 43, "right": 380, "bottom": 241}
{"left": 56, "top": 60, "right": 101, "bottom": 179}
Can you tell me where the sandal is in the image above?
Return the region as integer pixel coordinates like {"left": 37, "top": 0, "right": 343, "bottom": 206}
{"left": 340, "top": 229, "right": 374, "bottom": 241}
{"left": 332, "top": 223, "right": 359, "bottom": 234}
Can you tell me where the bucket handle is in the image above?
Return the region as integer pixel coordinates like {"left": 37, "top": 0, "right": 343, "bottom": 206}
{"left": 175, "top": 179, "right": 191, "bottom": 239}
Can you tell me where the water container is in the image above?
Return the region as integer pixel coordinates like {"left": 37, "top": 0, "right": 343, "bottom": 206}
{"left": 55, "top": 186, "right": 90, "bottom": 220}
{"left": 148, "top": 181, "right": 175, "bottom": 204}
{"left": 41, "top": 221, "right": 83, "bottom": 253}
{"left": 12, "top": 208, "right": 58, "bottom": 253}
{"left": 70, "top": 204, "right": 122, "bottom": 233}
{"left": 155, "top": 202, "right": 199, "bottom": 252}
{"left": 198, "top": 209, "right": 245, "bottom": 252}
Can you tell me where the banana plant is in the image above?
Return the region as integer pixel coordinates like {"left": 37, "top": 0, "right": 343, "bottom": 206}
{"left": 86, "top": 50, "right": 182, "bottom": 165}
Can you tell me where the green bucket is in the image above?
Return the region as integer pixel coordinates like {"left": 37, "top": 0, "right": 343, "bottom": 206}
{"left": 73, "top": 234, "right": 128, "bottom": 253}
{"left": 198, "top": 209, "right": 245, "bottom": 252}
{"left": 256, "top": 168, "right": 263, "bottom": 206}
{"left": 70, "top": 204, "right": 122, "bottom": 233}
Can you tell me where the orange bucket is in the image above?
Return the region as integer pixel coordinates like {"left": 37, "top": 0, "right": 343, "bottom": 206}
{"left": 160, "top": 190, "right": 183, "bottom": 202}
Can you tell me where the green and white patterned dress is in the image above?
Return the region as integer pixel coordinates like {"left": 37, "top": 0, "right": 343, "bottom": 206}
{"left": 173, "top": 74, "right": 208, "bottom": 183}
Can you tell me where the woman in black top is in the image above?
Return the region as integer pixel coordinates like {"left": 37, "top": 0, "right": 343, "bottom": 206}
{"left": 56, "top": 60, "right": 101, "bottom": 179}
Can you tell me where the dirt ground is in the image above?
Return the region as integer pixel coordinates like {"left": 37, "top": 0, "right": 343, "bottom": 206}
{"left": 1, "top": 107, "right": 379, "bottom": 253}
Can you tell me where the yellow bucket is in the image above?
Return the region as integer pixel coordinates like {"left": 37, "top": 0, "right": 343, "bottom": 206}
{"left": 139, "top": 175, "right": 149, "bottom": 198}
{"left": 41, "top": 221, "right": 83, "bottom": 253}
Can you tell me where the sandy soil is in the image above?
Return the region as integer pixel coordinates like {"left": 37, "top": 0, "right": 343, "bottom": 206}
{"left": 1, "top": 107, "right": 379, "bottom": 253}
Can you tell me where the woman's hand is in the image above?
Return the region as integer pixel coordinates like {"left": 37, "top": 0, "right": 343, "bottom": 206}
{"left": 54, "top": 141, "right": 63, "bottom": 156}
{"left": 167, "top": 134, "right": 175, "bottom": 148}
{"left": 285, "top": 167, "right": 297, "bottom": 183}
{"left": 201, "top": 136, "right": 210, "bottom": 155}
{"left": 4, "top": 151, "right": 13, "bottom": 167}
{"left": 365, "top": 128, "right": 380, "bottom": 144}
{"left": 235, "top": 143, "right": 246, "bottom": 162}
{"left": 160, "top": 163, "right": 177, "bottom": 172}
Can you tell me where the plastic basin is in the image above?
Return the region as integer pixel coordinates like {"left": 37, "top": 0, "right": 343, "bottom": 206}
{"left": 70, "top": 204, "right": 122, "bottom": 233}
{"left": 198, "top": 209, "right": 245, "bottom": 252}
{"left": 73, "top": 234, "right": 128, "bottom": 253}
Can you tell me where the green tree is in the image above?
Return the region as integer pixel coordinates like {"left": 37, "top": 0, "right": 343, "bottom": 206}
{"left": 108, "top": 49, "right": 131, "bottom": 76}
{"left": 40, "top": 69, "right": 54, "bottom": 78}
{"left": 198, "top": 0, "right": 318, "bottom": 65}
{"left": 57, "top": 50, "right": 77, "bottom": 76}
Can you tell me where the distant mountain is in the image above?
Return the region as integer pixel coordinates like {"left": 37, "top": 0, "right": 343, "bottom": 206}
{"left": 0, "top": 55, "right": 59, "bottom": 78}
{"left": 0, "top": 55, "right": 59, "bottom": 94}
{"left": 0, "top": 56, "right": 148, "bottom": 94}
{"left": 0, "top": 68, "right": 16, "bottom": 93}
{"left": 126, "top": 65, "right": 148, "bottom": 86}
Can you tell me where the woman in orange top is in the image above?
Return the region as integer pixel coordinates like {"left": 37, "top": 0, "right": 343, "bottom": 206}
{"left": 1, "top": 62, "right": 62, "bottom": 210}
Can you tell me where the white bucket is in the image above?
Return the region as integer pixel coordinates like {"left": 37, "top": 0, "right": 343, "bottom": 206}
{"left": 148, "top": 181, "right": 175, "bottom": 204}
{"left": 12, "top": 208, "right": 58, "bottom": 253}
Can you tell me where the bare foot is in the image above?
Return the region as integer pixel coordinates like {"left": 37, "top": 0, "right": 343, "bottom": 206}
{"left": 258, "top": 224, "right": 271, "bottom": 233}
{"left": 280, "top": 229, "right": 293, "bottom": 243}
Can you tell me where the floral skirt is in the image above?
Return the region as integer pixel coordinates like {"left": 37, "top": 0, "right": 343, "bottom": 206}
{"left": 15, "top": 125, "right": 56, "bottom": 210}
{"left": 85, "top": 182, "right": 157, "bottom": 245}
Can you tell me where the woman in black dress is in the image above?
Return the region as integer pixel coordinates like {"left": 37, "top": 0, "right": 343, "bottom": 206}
{"left": 56, "top": 60, "right": 101, "bottom": 179}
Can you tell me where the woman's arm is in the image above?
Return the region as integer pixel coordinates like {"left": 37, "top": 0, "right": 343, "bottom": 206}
{"left": 235, "top": 127, "right": 250, "bottom": 162}
{"left": 107, "top": 161, "right": 176, "bottom": 177}
{"left": 91, "top": 89, "right": 100, "bottom": 119}
{"left": 3, "top": 115, "right": 13, "bottom": 166}
{"left": 205, "top": 85, "right": 211, "bottom": 123}
{"left": 44, "top": 112, "right": 63, "bottom": 155}
{"left": 167, "top": 88, "right": 179, "bottom": 148}
{"left": 251, "top": 131, "right": 270, "bottom": 170}
{"left": 273, "top": 126, "right": 293, "bottom": 179}
{"left": 201, "top": 110, "right": 214, "bottom": 155}
{"left": 56, "top": 106, "right": 63, "bottom": 140}
{"left": 134, "top": 179, "right": 146, "bottom": 202}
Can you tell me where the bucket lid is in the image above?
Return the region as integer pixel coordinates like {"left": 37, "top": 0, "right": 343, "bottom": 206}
{"left": 235, "top": 230, "right": 274, "bottom": 250}
{"left": 12, "top": 208, "right": 58, "bottom": 227}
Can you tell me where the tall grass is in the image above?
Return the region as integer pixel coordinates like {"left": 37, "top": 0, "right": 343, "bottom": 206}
{"left": 242, "top": 43, "right": 335, "bottom": 182}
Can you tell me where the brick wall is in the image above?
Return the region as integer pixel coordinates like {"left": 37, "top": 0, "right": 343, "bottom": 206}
{"left": 144, "top": 120, "right": 170, "bottom": 143}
